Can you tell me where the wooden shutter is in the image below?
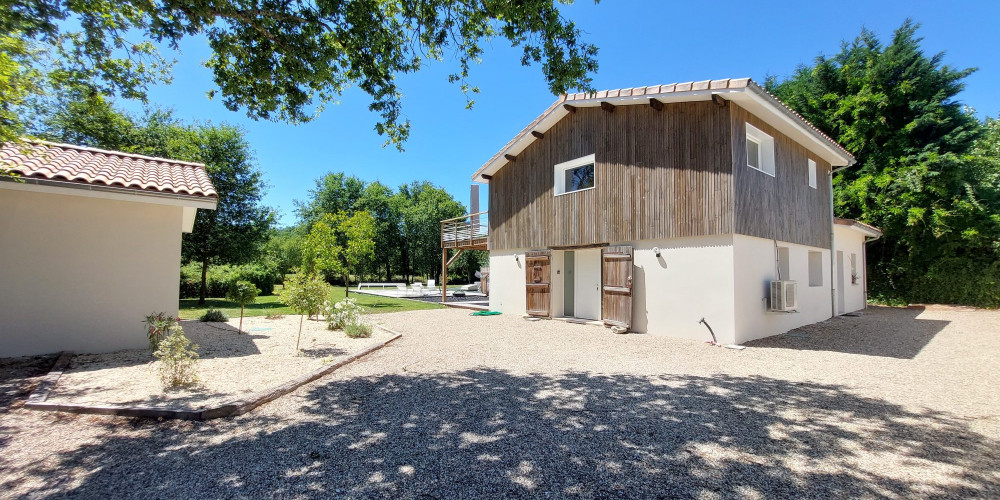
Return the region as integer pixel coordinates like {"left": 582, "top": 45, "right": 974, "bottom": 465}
{"left": 601, "top": 246, "right": 633, "bottom": 328}
{"left": 525, "top": 251, "right": 551, "bottom": 318}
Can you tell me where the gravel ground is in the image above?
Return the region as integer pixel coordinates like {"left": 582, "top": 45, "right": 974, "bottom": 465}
{"left": 1, "top": 305, "right": 998, "bottom": 499}
{"left": 46, "top": 316, "right": 393, "bottom": 409}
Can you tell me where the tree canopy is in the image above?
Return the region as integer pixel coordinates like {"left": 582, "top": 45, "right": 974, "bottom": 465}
{"left": 1, "top": 0, "right": 599, "bottom": 148}
{"left": 769, "top": 20, "right": 1000, "bottom": 306}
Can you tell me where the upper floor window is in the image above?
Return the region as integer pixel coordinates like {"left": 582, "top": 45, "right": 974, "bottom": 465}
{"left": 746, "top": 123, "right": 775, "bottom": 176}
{"left": 554, "top": 154, "right": 596, "bottom": 196}
{"left": 808, "top": 159, "right": 817, "bottom": 188}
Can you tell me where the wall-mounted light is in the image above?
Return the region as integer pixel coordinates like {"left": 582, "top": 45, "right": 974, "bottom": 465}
{"left": 515, "top": 255, "right": 520, "bottom": 264}
{"left": 653, "top": 247, "right": 661, "bottom": 258}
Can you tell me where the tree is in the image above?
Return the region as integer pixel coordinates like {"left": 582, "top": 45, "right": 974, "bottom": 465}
{"left": 768, "top": 20, "right": 1000, "bottom": 305}
{"left": 301, "top": 211, "right": 376, "bottom": 296}
{"left": 278, "top": 272, "right": 333, "bottom": 354}
{"left": 338, "top": 211, "right": 377, "bottom": 296}
{"left": 398, "top": 182, "right": 465, "bottom": 282}
{"left": 2, "top": 0, "right": 599, "bottom": 148}
{"left": 226, "top": 280, "right": 260, "bottom": 334}
{"left": 357, "top": 181, "right": 403, "bottom": 281}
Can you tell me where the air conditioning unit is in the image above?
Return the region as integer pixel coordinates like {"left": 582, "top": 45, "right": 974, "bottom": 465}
{"left": 770, "top": 280, "right": 798, "bottom": 312}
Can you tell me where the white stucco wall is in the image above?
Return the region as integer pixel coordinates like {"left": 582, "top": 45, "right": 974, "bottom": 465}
{"left": 732, "top": 234, "right": 833, "bottom": 344}
{"left": 833, "top": 225, "right": 868, "bottom": 314}
{"left": 0, "top": 188, "right": 184, "bottom": 357}
{"left": 627, "top": 235, "right": 736, "bottom": 343}
{"left": 488, "top": 235, "right": 738, "bottom": 343}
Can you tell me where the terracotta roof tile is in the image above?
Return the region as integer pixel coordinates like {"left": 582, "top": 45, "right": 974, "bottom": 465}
{"left": 1, "top": 140, "right": 217, "bottom": 198}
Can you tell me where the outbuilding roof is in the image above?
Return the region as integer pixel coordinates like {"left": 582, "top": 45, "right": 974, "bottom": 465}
{"left": 834, "top": 217, "right": 882, "bottom": 238}
{"left": 1, "top": 140, "right": 217, "bottom": 198}
{"left": 473, "top": 78, "right": 856, "bottom": 182}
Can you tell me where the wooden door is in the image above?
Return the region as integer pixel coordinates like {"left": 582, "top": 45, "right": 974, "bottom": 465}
{"left": 601, "top": 246, "right": 633, "bottom": 328}
{"left": 525, "top": 251, "right": 551, "bottom": 318}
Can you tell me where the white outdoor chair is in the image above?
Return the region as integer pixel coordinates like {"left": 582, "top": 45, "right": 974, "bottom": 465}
{"left": 396, "top": 284, "right": 407, "bottom": 296}
{"left": 425, "top": 279, "right": 437, "bottom": 293}
{"left": 412, "top": 283, "right": 424, "bottom": 296}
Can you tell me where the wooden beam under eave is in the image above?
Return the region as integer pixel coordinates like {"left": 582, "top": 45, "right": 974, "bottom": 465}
{"left": 563, "top": 104, "right": 577, "bottom": 114}
{"left": 504, "top": 154, "right": 517, "bottom": 163}
{"left": 712, "top": 94, "right": 728, "bottom": 107}
{"left": 600, "top": 101, "right": 616, "bottom": 113}
{"left": 531, "top": 130, "right": 544, "bottom": 139}
{"left": 648, "top": 98, "right": 664, "bottom": 111}
{"left": 481, "top": 174, "right": 492, "bottom": 180}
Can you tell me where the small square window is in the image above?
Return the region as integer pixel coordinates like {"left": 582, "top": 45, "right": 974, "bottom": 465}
{"left": 808, "top": 251, "right": 823, "bottom": 287}
{"left": 745, "top": 123, "right": 775, "bottom": 176}
{"left": 808, "top": 159, "right": 817, "bottom": 189}
{"left": 565, "top": 164, "right": 594, "bottom": 192}
{"left": 747, "top": 139, "right": 761, "bottom": 170}
{"left": 554, "top": 154, "right": 596, "bottom": 195}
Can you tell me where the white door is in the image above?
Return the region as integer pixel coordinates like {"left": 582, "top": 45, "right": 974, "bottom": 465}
{"left": 574, "top": 249, "right": 602, "bottom": 320}
{"left": 836, "top": 251, "right": 846, "bottom": 314}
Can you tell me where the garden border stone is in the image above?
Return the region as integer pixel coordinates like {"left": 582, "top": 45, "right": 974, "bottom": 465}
{"left": 23, "top": 328, "right": 402, "bottom": 421}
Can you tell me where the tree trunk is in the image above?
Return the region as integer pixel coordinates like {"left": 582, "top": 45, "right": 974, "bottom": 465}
{"left": 198, "top": 258, "right": 209, "bottom": 305}
{"left": 239, "top": 305, "right": 244, "bottom": 334}
{"left": 295, "top": 314, "right": 304, "bottom": 355}
{"left": 344, "top": 270, "right": 350, "bottom": 297}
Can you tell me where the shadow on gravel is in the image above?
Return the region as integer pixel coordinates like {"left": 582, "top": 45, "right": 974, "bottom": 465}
{"left": 10, "top": 369, "right": 999, "bottom": 499}
{"left": 746, "top": 306, "right": 949, "bottom": 359}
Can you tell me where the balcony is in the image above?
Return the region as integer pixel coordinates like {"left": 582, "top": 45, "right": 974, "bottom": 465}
{"left": 441, "top": 211, "right": 488, "bottom": 250}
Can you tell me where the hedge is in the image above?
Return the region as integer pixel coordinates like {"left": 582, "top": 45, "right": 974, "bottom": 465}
{"left": 180, "top": 262, "right": 281, "bottom": 299}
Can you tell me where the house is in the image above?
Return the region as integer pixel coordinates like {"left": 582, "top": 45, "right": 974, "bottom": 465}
{"left": 0, "top": 140, "right": 217, "bottom": 357}
{"left": 442, "top": 78, "right": 882, "bottom": 345}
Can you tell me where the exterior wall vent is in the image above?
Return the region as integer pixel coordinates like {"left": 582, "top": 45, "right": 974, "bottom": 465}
{"left": 770, "top": 280, "right": 798, "bottom": 312}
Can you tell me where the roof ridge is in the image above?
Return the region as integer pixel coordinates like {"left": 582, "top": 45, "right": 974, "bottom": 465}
{"left": 24, "top": 139, "right": 208, "bottom": 168}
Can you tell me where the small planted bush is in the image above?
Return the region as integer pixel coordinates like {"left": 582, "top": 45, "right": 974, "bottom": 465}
{"left": 326, "top": 297, "right": 363, "bottom": 330}
{"left": 344, "top": 322, "right": 373, "bottom": 339}
{"left": 153, "top": 324, "right": 200, "bottom": 387}
{"left": 227, "top": 280, "right": 260, "bottom": 334}
{"left": 143, "top": 312, "right": 179, "bottom": 350}
{"left": 200, "top": 308, "right": 229, "bottom": 322}
{"left": 264, "top": 309, "right": 285, "bottom": 320}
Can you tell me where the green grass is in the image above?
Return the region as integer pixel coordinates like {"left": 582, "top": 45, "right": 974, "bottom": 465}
{"left": 179, "top": 286, "right": 444, "bottom": 320}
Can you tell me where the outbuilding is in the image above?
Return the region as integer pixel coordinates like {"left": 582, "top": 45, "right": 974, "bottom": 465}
{"left": 0, "top": 140, "right": 217, "bottom": 357}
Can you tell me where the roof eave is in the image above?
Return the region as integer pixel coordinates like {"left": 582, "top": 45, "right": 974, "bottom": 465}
{"left": 472, "top": 80, "right": 855, "bottom": 182}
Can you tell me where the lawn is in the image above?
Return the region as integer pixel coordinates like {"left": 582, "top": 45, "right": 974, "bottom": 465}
{"left": 179, "top": 286, "right": 443, "bottom": 320}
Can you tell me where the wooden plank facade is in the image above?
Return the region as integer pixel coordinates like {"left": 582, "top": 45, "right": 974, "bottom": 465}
{"left": 487, "top": 100, "right": 833, "bottom": 250}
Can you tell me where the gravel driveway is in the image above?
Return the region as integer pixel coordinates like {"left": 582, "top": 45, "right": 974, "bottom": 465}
{"left": 1, "top": 305, "right": 998, "bottom": 499}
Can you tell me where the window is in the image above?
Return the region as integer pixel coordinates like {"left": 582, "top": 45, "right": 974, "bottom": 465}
{"left": 850, "top": 253, "right": 858, "bottom": 285}
{"left": 808, "top": 159, "right": 817, "bottom": 189}
{"left": 777, "top": 246, "right": 790, "bottom": 281}
{"left": 808, "top": 251, "right": 823, "bottom": 286}
{"left": 554, "top": 154, "right": 596, "bottom": 195}
{"left": 745, "top": 123, "right": 775, "bottom": 176}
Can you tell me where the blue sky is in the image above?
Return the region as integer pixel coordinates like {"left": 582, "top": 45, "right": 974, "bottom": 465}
{"left": 118, "top": 0, "right": 1000, "bottom": 226}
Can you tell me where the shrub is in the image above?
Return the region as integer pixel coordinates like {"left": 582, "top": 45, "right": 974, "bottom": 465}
{"left": 344, "top": 321, "right": 373, "bottom": 338}
{"left": 326, "top": 297, "right": 364, "bottom": 330}
{"left": 153, "top": 324, "right": 200, "bottom": 387}
{"left": 200, "top": 309, "right": 229, "bottom": 322}
{"left": 227, "top": 279, "right": 260, "bottom": 333}
{"left": 179, "top": 262, "right": 282, "bottom": 299}
{"left": 143, "top": 312, "right": 178, "bottom": 350}
{"left": 264, "top": 309, "right": 285, "bottom": 319}
{"left": 279, "top": 272, "right": 334, "bottom": 353}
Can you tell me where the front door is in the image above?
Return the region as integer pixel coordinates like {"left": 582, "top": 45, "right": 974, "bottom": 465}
{"left": 574, "top": 249, "right": 602, "bottom": 320}
{"left": 525, "top": 251, "right": 551, "bottom": 318}
{"left": 602, "top": 245, "right": 634, "bottom": 329}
